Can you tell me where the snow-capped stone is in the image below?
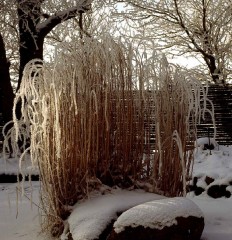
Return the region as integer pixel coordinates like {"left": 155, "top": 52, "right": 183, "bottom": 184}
{"left": 195, "top": 137, "right": 218, "bottom": 150}
{"left": 109, "top": 197, "right": 204, "bottom": 240}
{"left": 207, "top": 184, "right": 231, "bottom": 198}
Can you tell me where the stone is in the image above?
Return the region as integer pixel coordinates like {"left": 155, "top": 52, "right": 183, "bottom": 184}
{"left": 186, "top": 184, "right": 195, "bottom": 192}
{"left": 187, "top": 176, "right": 203, "bottom": 194}
{"left": 194, "top": 186, "right": 205, "bottom": 196}
{"left": 108, "top": 197, "right": 204, "bottom": 240}
{"left": 207, "top": 184, "right": 231, "bottom": 198}
{"left": 205, "top": 176, "right": 215, "bottom": 185}
{"left": 195, "top": 137, "right": 218, "bottom": 150}
{"left": 193, "top": 176, "right": 198, "bottom": 187}
{"left": 203, "top": 143, "right": 215, "bottom": 150}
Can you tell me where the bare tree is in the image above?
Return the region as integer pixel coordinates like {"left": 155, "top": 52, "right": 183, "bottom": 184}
{"left": 16, "top": 0, "right": 92, "bottom": 90}
{"left": 0, "top": 0, "right": 18, "bottom": 126}
{"left": 0, "top": 0, "right": 92, "bottom": 125}
{"left": 0, "top": 33, "right": 14, "bottom": 125}
{"left": 113, "top": 0, "right": 232, "bottom": 84}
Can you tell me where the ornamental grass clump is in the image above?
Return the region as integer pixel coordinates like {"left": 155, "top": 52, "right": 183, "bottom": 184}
{"left": 149, "top": 59, "right": 211, "bottom": 196}
{"left": 4, "top": 36, "right": 214, "bottom": 236}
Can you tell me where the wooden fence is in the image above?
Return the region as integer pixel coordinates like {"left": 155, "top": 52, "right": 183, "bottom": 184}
{"left": 1, "top": 84, "right": 232, "bottom": 151}
{"left": 197, "top": 84, "right": 232, "bottom": 145}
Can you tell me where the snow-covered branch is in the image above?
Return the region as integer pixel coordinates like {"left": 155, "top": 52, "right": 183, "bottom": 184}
{"left": 37, "top": 0, "right": 92, "bottom": 37}
{"left": 112, "top": 0, "right": 232, "bottom": 83}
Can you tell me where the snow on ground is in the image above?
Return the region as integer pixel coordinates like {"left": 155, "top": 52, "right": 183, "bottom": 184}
{"left": 0, "top": 182, "right": 47, "bottom": 240}
{"left": 193, "top": 144, "right": 232, "bottom": 180}
{"left": 0, "top": 153, "right": 39, "bottom": 176}
{"left": 191, "top": 144, "right": 232, "bottom": 198}
{"left": 1, "top": 142, "right": 232, "bottom": 240}
{"left": 190, "top": 196, "right": 232, "bottom": 240}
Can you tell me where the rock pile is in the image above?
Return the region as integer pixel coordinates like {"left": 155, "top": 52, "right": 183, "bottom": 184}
{"left": 190, "top": 138, "right": 232, "bottom": 198}
{"left": 188, "top": 175, "right": 232, "bottom": 198}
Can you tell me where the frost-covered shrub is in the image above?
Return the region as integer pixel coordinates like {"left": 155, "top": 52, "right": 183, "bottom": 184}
{"left": 149, "top": 60, "right": 213, "bottom": 196}
{"left": 4, "top": 36, "right": 213, "bottom": 236}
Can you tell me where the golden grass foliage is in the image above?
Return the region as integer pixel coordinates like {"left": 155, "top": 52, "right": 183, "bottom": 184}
{"left": 4, "top": 36, "right": 213, "bottom": 236}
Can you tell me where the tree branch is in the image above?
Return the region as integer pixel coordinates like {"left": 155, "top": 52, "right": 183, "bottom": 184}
{"left": 36, "top": 0, "right": 92, "bottom": 38}
{"left": 173, "top": 0, "right": 212, "bottom": 59}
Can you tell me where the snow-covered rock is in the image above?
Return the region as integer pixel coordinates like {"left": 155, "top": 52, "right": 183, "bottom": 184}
{"left": 195, "top": 137, "right": 219, "bottom": 150}
{"left": 64, "top": 189, "right": 164, "bottom": 240}
{"left": 109, "top": 197, "right": 204, "bottom": 240}
{"left": 207, "top": 184, "right": 231, "bottom": 198}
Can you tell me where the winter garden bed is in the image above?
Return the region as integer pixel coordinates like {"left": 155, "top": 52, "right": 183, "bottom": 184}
{"left": 1, "top": 179, "right": 232, "bottom": 240}
{"left": 57, "top": 140, "right": 232, "bottom": 239}
{"left": 1, "top": 138, "right": 232, "bottom": 240}
{"left": 2, "top": 36, "right": 221, "bottom": 238}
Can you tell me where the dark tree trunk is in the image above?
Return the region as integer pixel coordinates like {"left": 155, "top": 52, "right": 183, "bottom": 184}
{"left": 16, "top": 0, "right": 90, "bottom": 91}
{"left": 17, "top": 0, "right": 45, "bottom": 91}
{"left": 204, "top": 55, "right": 222, "bottom": 84}
{"left": 0, "top": 33, "right": 14, "bottom": 124}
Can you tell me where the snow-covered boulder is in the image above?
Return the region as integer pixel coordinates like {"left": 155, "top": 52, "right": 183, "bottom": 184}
{"left": 207, "top": 184, "right": 231, "bottom": 198}
{"left": 195, "top": 137, "right": 218, "bottom": 150}
{"left": 109, "top": 197, "right": 204, "bottom": 240}
{"left": 63, "top": 189, "right": 164, "bottom": 240}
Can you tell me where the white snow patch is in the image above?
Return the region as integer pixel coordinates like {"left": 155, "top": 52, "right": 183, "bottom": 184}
{"left": 190, "top": 196, "right": 232, "bottom": 240}
{"left": 193, "top": 147, "right": 232, "bottom": 180}
{"left": 0, "top": 182, "right": 45, "bottom": 240}
{"left": 197, "top": 179, "right": 207, "bottom": 189}
{"left": 0, "top": 154, "right": 39, "bottom": 175}
{"left": 113, "top": 197, "right": 204, "bottom": 233}
{"left": 226, "top": 186, "right": 232, "bottom": 193}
